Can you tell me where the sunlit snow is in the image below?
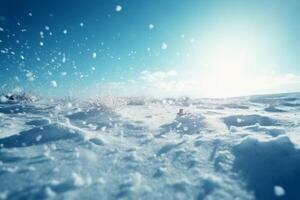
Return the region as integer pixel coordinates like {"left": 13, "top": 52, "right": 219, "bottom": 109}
{"left": 0, "top": 93, "right": 300, "bottom": 199}
{"left": 0, "top": 1, "right": 300, "bottom": 200}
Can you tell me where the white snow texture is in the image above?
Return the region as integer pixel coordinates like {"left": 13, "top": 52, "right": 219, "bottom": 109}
{"left": 0, "top": 93, "right": 300, "bottom": 200}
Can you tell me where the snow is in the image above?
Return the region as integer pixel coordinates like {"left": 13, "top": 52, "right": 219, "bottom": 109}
{"left": 0, "top": 96, "right": 7, "bottom": 103}
{"left": 149, "top": 24, "right": 154, "bottom": 29}
{"left": 92, "top": 52, "right": 97, "bottom": 59}
{"left": 61, "top": 72, "right": 67, "bottom": 76}
{"left": 51, "top": 80, "right": 57, "bottom": 87}
{"left": 26, "top": 72, "right": 35, "bottom": 81}
{"left": 161, "top": 42, "right": 168, "bottom": 50}
{"left": 0, "top": 93, "right": 300, "bottom": 199}
{"left": 115, "top": 5, "right": 122, "bottom": 12}
{"left": 274, "top": 186, "right": 285, "bottom": 197}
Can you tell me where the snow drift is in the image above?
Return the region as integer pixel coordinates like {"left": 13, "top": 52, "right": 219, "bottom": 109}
{"left": 0, "top": 93, "right": 300, "bottom": 200}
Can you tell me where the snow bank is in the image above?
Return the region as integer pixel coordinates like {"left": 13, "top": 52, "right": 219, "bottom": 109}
{"left": 223, "top": 114, "right": 279, "bottom": 128}
{"left": 0, "top": 124, "right": 80, "bottom": 148}
{"left": 0, "top": 93, "right": 299, "bottom": 199}
{"left": 233, "top": 136, "right": 300, "bottom": 200}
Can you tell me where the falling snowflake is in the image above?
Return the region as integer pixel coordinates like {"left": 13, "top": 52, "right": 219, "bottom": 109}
{"left": 149, "top": 24, "right": 154, "bottom": 29}
{"left": 39, "top": 41, "right": 44, "bottom": 46}
{"left": 51, "top": 80, "right": 57, "bottom": 88}
{"left": 161, "top": 42, "right": 168, "bottom": 50}
{"left": 26, "top": 72, "right": 35, "bottom": 81}
{"left": 92, "top": 52, "right": 97, "bottom": 59}
{"left": 274, "top": 186, "right": 285, "bottom": 197}
{"left": 80, "top": 22, "right": 84, "bottom": 27}
{"left": 115, "top": 5, "right": 122, "bottom": 12}
{"left": 63, "top": 29, "right": 67, "bottom": 34}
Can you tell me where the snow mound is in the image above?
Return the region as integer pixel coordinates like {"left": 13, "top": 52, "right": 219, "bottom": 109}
{"left": 0, "top": 93, "right": 300, "bottom": 199}
{"left": 245, "top": 124, "right": 285, "bottom": 137}
{"left": 223, "top": 114, "right": 279, "bottom": 128}
{"left": 264, "top": 105, "right": 286, "bottom": 113}
{"left": 0, "top": 124, "right": 80, "bottom": 148}
{"left": 233, "top": 136, "right": 300, "bottom": 200}
{"left": 159, "top": 114, "right": 205, "bottom": 135}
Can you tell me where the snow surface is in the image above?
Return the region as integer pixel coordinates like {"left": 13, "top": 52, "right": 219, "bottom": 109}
{"left": 0, "top": 93, "right": 300, "bottom": 199}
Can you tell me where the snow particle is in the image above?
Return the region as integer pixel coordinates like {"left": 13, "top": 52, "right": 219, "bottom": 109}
{"left": 51, "top": 80, "right": 57, "bottom": 88}
{"left": 67, "top": 102, "right": 72, "bottom": 108}
{"left": 92, "top": 52, "right": 97, "bottom": 59}
{"left": 63, "top": 29, "right": 67, "bottom": 34}
{"left": 72, "top": 172, "right": 85, "bottom": 187}
{"left": 45, "top": 26, "right": 50, "bottom": 31}
{"left": 274, "top": 185, "right": 285, "bottom": 197}
{"left": 28, "top": 12, "right": 33, "bottom": 17}
{"left": 115, "top": 5, "right": 122, "bottom": 12}
{"left": 80, "top": 22, "right": 84, "bottom": 27}
{"left": 0, "top": 27, "right": 3, "bottom": 32}
{"left": 0, "top": 96, "right": 8, "bottom": 103}
{"left": 40, "top": 41, "right": 44, "bottom": 46}
{"left": 161, "top": 42, "right": 168, "bottom": 50}
{"left": 149, "top": 24, "right": 154, "bottom": 30}
{"left": 45, "top": 187, "right": 56, "bottom": 198}
{"left": 36, "top": 135, "right": 42, "bottom": 142}
{"left": 26, "top": 71, "right": 35, "bottom": 81}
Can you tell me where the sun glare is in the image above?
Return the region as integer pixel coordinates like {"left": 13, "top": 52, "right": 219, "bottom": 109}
{"left": 197, "top": 30, "right": 264, "bottom": 97}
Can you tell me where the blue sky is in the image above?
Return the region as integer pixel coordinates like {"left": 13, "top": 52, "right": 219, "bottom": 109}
{"left": 0, "top": 0, "right": 300, "bottom": 97}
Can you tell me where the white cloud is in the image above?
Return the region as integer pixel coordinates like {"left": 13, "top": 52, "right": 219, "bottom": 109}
{"left": 140, "top": 70, "right": 177, "bottom": 82}
{"left": 88, "top": 70, "right": 300, "bottom": 98}
{"left": 138, "top": 70, "right": 300, "bottom": 98}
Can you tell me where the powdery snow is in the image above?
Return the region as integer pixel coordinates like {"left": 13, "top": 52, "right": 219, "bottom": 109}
{"left": 0, "top": 93, "right": 300, "bottom": 199}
